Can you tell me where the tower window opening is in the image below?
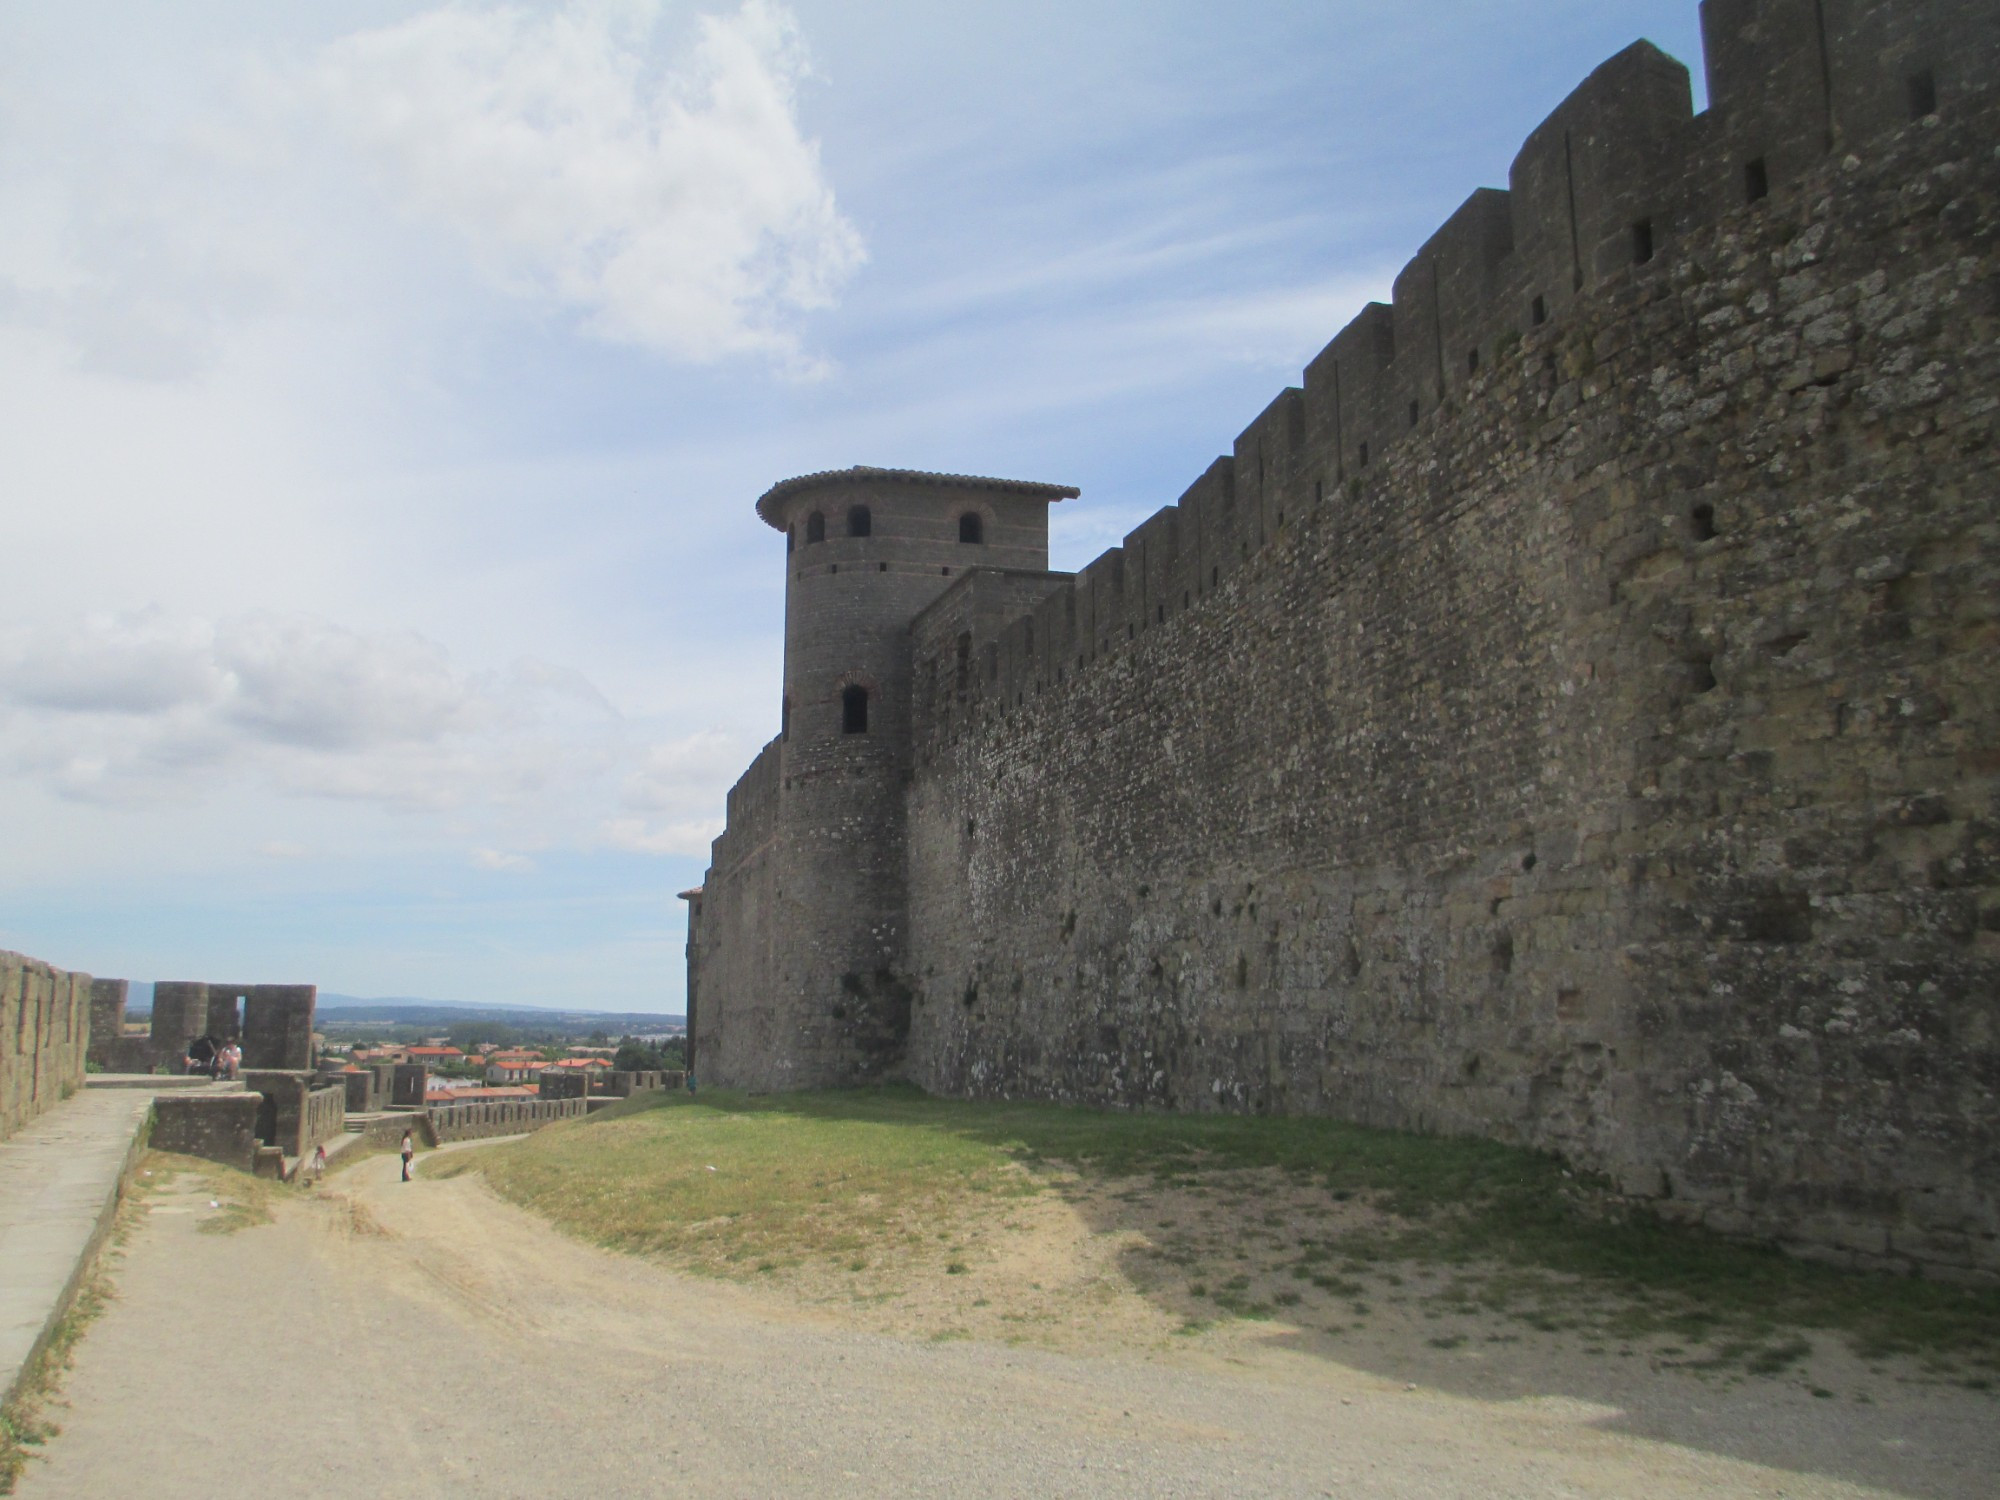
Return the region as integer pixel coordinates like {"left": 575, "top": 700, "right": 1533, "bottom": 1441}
{"left": 847, "top": 504, "right": 872, "bottom": 537}
{"left": 1690, "top": 502, "right": 1717, "bottom": 541}
{"left": 959, "top": 512, "right": 984, "bottom": 544}
{"left": 781, "top": 696, "right": 792, "bottom": 740}
{"left": 1744, "top": 157, "right": 1769, "bottom": 202}
{"left": 1467, "top": 346, "right": 1480, "bottom": 374}
{"left": 1408, "top": 398, "right": 1420, "bottom": 427}
{"left": 786, "top": 526, "right": 795, "bottom": 555}
{"left": 1357, "top": 442, "right": 1369, "bottom": 468}
{"left": 1632, "top": 218, "right": 1655, "bottom": 265}
{"left": 1907, "top": 69, "right": 1937, "bottom": 120}
{"left": 841, "top": 685, "right": 870, "bottom": 734}
{"left": 1531, "top": 294, "right": 1547, "bottom": 326}
{"left": 878, "top": 562, "right": 888, "bottom": 572}
{"left": 805, "top": 510, "right": 825, "bottom": 544}
{"left": 1157, "top": 604, "right": 1165, "bottom": 623}
{"left": 1211, "top": 566, "right": 1219, "bottom": 587}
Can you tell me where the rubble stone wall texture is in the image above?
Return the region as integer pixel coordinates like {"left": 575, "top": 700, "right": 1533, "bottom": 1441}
{"left": 430, "top": 1097, "right": 590, "bottom": 1142}
{"left": 1, "top": 951, "right": 91, "bottom": 1139}
{"left": 692, "top": 0, "right": 2000, "bottom": 1276}
{"left": 150, "top": 1094, "right": 262, "bottom": 1173}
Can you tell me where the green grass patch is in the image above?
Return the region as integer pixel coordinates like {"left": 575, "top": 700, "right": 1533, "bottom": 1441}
{"left": 440, "top": 1084, "right": 2000, "bottom": 1375}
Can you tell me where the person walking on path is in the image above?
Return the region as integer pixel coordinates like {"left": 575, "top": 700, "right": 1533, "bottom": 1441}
{"left": 400, "top": 1129, "right": 415, "bottom": 1182}
{"left": 311, "top": 1142, "right": 327, "bottom": 1183}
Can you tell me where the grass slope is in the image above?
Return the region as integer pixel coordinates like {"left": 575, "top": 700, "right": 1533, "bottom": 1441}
{"left": 434, "top": 1085, "right": 2000, "bottom": 1383}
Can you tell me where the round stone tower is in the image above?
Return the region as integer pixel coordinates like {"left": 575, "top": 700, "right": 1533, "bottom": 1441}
{"left": 752, "top": 466, "right": 1076, "bottom": 1086}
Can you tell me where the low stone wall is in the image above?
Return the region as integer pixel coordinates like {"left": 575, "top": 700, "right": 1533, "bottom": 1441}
{"left": 93, "top": 1036, "right": 162, "bottom": 1074}
{"left": 602, "top": 1070, "right": 684, "bottom": 1097}
{"left": 431, "top": 1097, "right": 589, "bottom": 1142}
{"left": 2, "top": 951, "right": 90, "bottom": 1139}
{"left": 352, "top": 1113, "right": 438, "bottom": 1152}
{"left": 151, "top": 1094, "right": 262, "bottom": 1173}
{"left": 538, "top": 1070, "right": 588, "bottom": 1100}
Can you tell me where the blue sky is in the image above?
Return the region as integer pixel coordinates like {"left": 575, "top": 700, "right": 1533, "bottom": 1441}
{"left": 0, "top": 0, "right": 1704, "bottom": 1011}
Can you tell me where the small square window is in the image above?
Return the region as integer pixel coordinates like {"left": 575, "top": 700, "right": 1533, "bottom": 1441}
{"left": 1908, "top": 69, "right": 1937, "bottom": 120}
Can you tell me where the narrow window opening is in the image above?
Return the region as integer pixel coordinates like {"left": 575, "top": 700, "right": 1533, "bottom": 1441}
{"left": 786, "top": 526, "right": 795, "bottom": 555}
{"left": 941, "top": 566, "right": 951, "bottom": 576}
{"left": 1907, "top": 69, "right": 1937, "bottom": 120}
{"left": 781, "top": 697, "right": 792, "bottom": 740}
{"left": 878, "top": 562, "right": 888, "bottom": 572}
{"left": 1182, "top": 591, "right": 1189, "bottom": 608}
{"left": 1632, "top": 218, "right": 1655, "bottom": 265}
{"left": 1689, "top": 656, "right": 1718, "bottom": 695}
{"left": 1744, "top": 157, "right": 1769, "bottom": 203}
{"left": 829, "top": 563, "right": 838, "bottom": 575}
{"left": 1127, "top": 623, "right": 1134, "bottom": 639}
{"left": 1314, "top": 479, "right": 1323, "bottom": 505}
{"left": 1531, "top": 294, "right": 1547, "bottom": 326}
{"left": 1210, "top": 566, "right": 1219, "bottom": 587}
{"left": 805, "top": 510, "right": 825, "bottom": 544}
{"left": 846, "top": 504, "right": 872, "bottom": 538}
{"left": 1357, "top": 441, "right": 1369, "bottom": 468}
{"left": 1690, "top": 502, "right": 1717, "bottom": 541}
{"left": 1467, "top": 346, "right": 1480, "bottom": 374}
{"left": 958, "top": 512, "right": 984, "bottom": 544}
{"left": 1156, "top": 605, "right": 1165, "bottom": 623}
{"left": 841, "top": 685, "right": 869, "bottom": 734}
{"left": 1408, "top": 398, "right": 1419, "bottom": 427}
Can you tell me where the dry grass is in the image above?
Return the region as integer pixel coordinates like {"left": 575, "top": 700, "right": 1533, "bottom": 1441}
{"left": 432, "top": 1086, "right": 2000, "bottom": 1385}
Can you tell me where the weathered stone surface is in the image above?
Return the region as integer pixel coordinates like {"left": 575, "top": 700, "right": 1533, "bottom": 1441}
{"left": 687, "top": 1, "right": 2000, "bottom": 1277}
{"left": 0, "top": 952, "right": 90, "bottom": 1139}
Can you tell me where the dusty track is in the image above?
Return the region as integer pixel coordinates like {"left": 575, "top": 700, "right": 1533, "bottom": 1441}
{"left": 14, "top": 1144, "right": 1992, "bottom": 1499}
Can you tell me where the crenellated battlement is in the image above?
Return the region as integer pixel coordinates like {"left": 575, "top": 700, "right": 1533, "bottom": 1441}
{"left": 910, "top": 0, "right": 1999, "bottom": 757}
{"left": 692, "top": 0, "right": 2000, "bottom": 1277}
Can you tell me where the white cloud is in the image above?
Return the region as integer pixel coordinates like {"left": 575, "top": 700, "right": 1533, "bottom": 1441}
{"left": 309, "top": 0, "right": 864, "bottom": 370}
{"left": 0, "top": 606, "right": 746, "bottom": 861}
{"left": 471, "top": 847, "right": 536, "bottom": 872}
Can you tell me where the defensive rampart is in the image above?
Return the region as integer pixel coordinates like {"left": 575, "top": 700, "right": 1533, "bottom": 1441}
{"left": 2, "top": 951, "right": 91, "bottom": 1139}
{"left": 693, "top": 0, "right": 2000, "bottom": 1277}
{"left": 430, "top": 1097, "right": 590, "bottom": 1141}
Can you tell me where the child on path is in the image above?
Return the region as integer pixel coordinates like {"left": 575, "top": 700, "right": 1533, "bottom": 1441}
{"left": 400, "top": 1129, "right": 415, "bottom": 1182}
{"left": 311, "top": 1142, "right": 327, "bottom": 1182}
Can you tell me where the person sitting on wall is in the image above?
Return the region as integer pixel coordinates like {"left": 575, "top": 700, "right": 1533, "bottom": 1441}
{"left": 187, "top": 1035, "right": 218, "bottom": 1077}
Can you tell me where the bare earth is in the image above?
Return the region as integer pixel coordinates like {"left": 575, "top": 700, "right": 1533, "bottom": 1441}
{"left": 15, "top": 1142, "right": 1993, "bottom": 1500}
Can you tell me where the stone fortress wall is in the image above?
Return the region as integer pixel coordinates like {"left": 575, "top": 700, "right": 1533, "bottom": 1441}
{"left": 1, "top": 951, "right": 92, "bottom": 1139}
{"left": 691, "top": 0, "right": 2000, "bottom": 1276}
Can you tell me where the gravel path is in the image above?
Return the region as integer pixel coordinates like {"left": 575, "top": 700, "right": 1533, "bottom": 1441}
{"left": 14, "top": 1144, "right": 1986, "bottom": 1499}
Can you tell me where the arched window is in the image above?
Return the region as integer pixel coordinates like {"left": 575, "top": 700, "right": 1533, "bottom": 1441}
{"left": 959, "top": 512, "right": 983, "bottom": 544}
{"left": 847, "top": 504, "right": 872, "bottom": 538}
{"left": 805, "top": 511, "right": 826, "bottom": 544}
{"left": 841, "top": 684, "right": 869, "bottom": 734}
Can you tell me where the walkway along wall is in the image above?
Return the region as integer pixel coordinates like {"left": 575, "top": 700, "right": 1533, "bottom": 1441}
{"left": 1, "top": 951, "right": 90, "bottom": 1139}
{"left": 690, "top": 0, "right": 2000, "bottom": 1277}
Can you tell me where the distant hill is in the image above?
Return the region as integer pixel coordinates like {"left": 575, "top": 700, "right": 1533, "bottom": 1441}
{"left": 127, "top": 987, "right": 682, "bottom": 1035}
{"left": 314, "top": 996, "right": 684, "bottom": 1033}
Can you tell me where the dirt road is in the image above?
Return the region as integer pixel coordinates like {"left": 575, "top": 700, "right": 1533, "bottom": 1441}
{"left": 15, "top": 1145, "right": 1989, "bottom": 1499}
